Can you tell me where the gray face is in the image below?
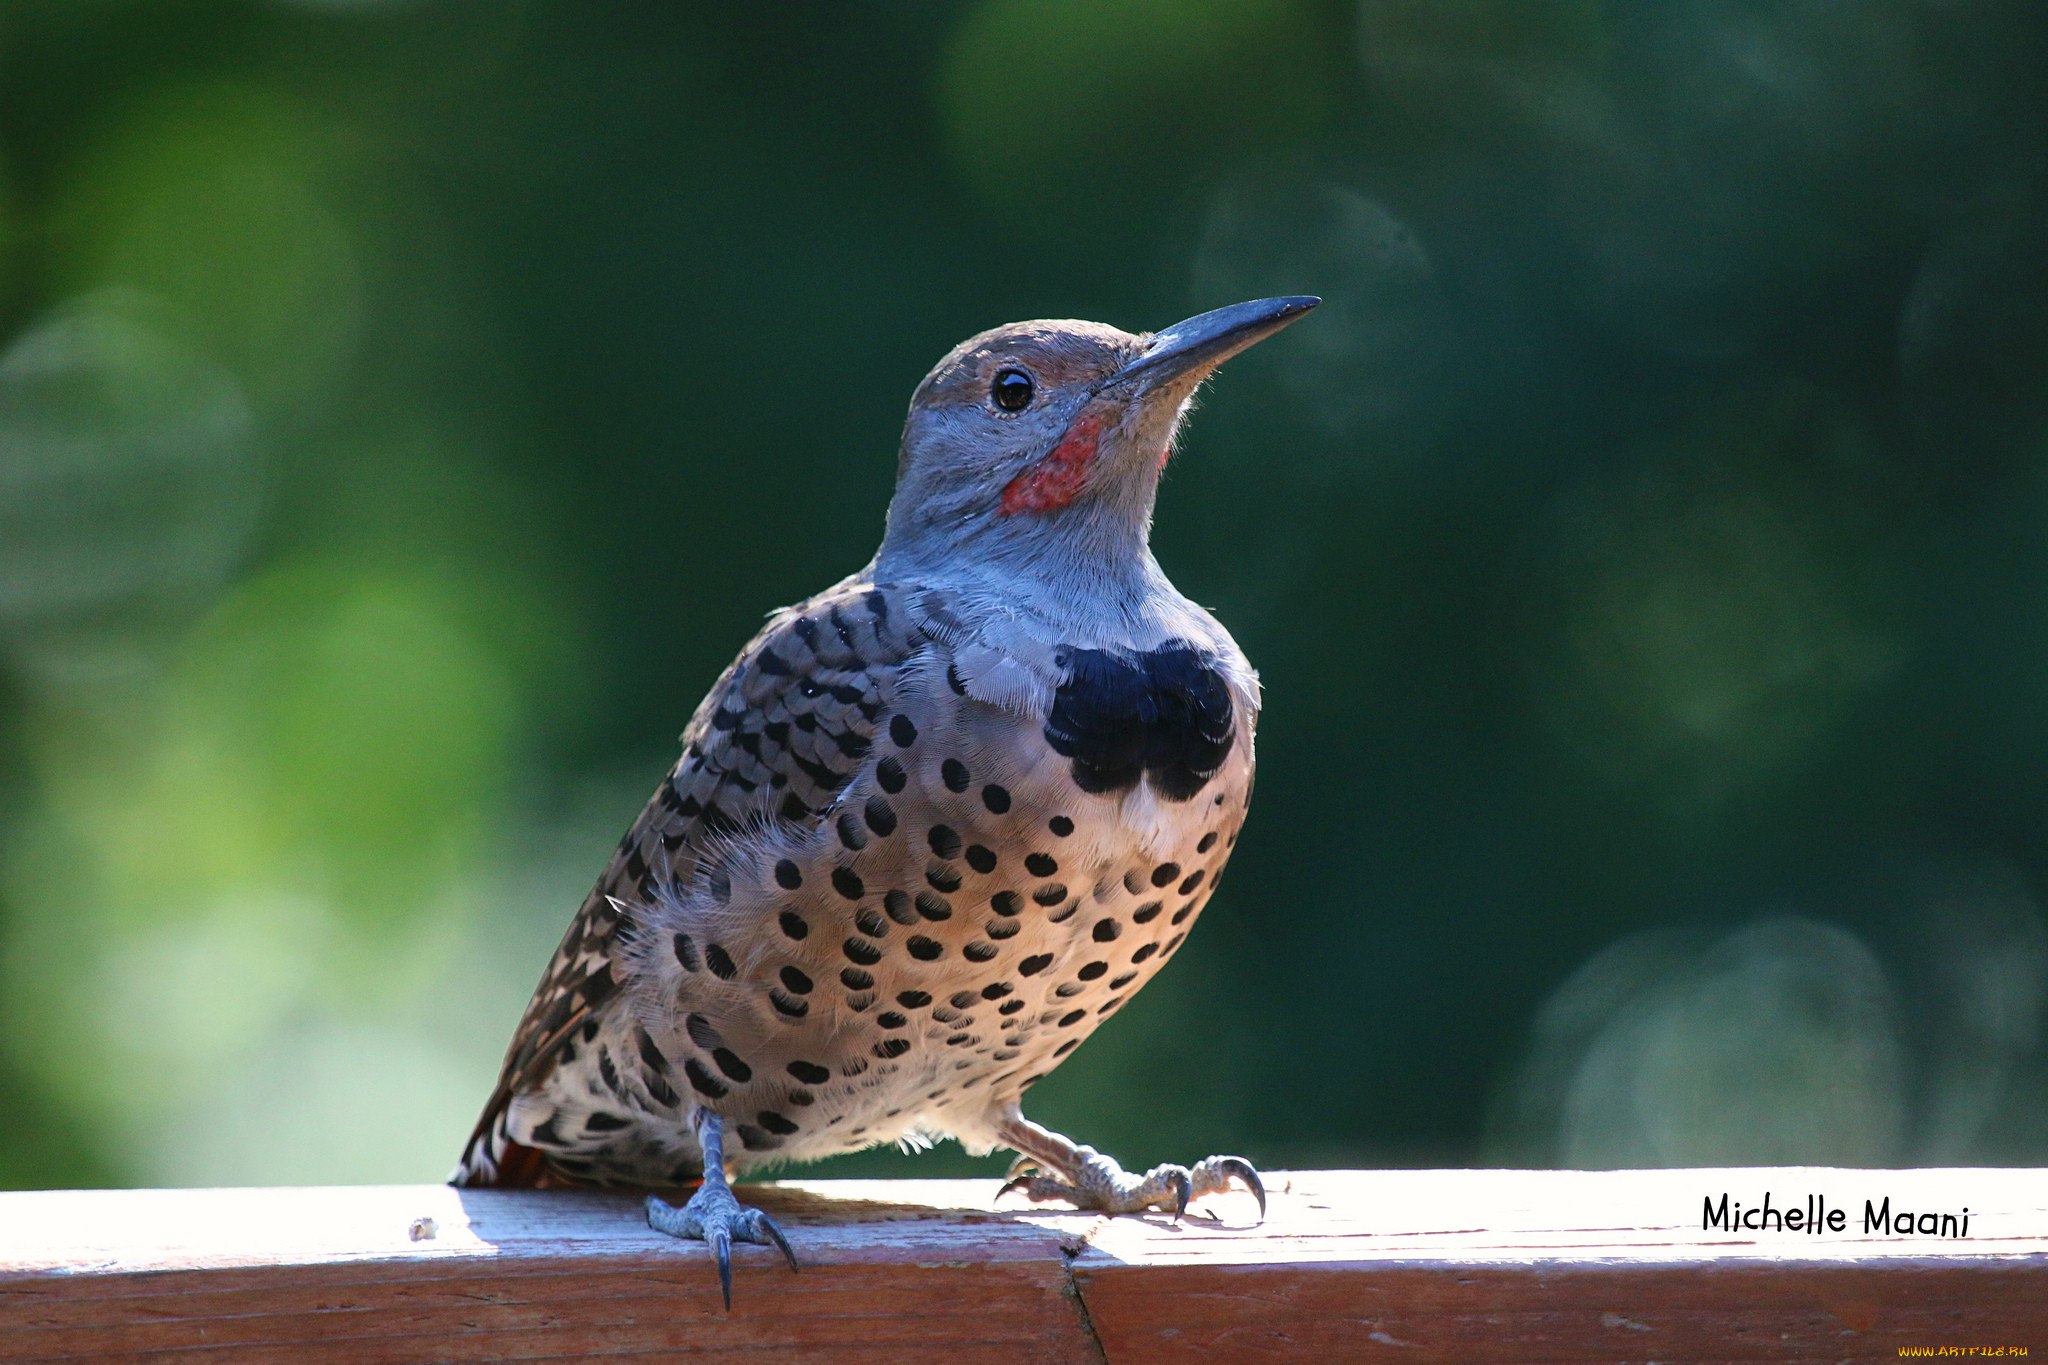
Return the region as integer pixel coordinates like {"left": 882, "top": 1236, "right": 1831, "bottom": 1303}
{"left": 879, "top": 299, "right": 1319, "bottom": 579}
{"left": 892, "top": 319, "right": 1151, "bottom": 534}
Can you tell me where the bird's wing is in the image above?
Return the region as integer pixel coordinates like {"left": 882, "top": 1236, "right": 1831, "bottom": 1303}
{"left": 455, "top": 577, "right": 927, "bottom": 1183}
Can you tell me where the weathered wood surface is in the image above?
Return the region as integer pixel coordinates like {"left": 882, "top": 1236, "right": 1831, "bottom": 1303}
{"left": 1, "top": 1169, "right": 2043, "bottom": 1362}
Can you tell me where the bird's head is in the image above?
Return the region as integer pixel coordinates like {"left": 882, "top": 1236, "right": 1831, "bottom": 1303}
{"left": 878, "top": 297, "right": 1317, "bottom": 581}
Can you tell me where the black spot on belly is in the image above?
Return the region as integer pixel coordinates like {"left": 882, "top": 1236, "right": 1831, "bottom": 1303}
{"left": 1043, "top": 639, "right": 1235, "bottom": 801}
{"left": 683, "top": 1058, "right": 727, "bottom": 1098}
{"left": 865, "top": 796, "right": 898, "bottom": 836}
{"left": 836, "top": 812, "right": 867, "bottom": 851}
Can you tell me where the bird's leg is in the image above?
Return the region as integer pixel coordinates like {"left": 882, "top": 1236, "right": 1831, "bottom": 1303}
{"left": 645, "top": 1111, "right": 798, "bottom": 1308}
{"left": 993, "top": 1108, "right": 1266, "bottom": 1221}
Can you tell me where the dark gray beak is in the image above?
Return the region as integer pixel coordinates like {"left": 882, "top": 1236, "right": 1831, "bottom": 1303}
{"left": 1105, "top": 295, "right": 1320, "bottom": 392}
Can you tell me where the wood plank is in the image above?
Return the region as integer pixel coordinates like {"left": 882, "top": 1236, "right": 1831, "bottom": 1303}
{"left": 1071, "top": 1169, "right": 2048, "bottom": 1364}
{"left": 0, "top": 1183, "right": 1104, "bottom": 1363}
{"left": 0, "top": 1170, "right": 2043, "bottom": 1362}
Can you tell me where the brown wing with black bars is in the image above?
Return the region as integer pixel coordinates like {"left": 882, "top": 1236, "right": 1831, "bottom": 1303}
{"left": 455, "top": 578, "right": 926, "bottom": 1184}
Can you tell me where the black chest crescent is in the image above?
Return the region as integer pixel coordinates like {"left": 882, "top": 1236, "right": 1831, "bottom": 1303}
{"left": 1043, "top": 639, "right": 1236, "bottom": 801}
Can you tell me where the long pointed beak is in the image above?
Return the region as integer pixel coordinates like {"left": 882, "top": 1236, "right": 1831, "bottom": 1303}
{"left": 1104, "top": 295, "right": 1320, "bottom": 392}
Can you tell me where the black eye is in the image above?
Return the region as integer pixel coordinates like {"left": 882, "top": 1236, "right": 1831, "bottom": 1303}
{"left": 992, "top": 368, "right": 1034, "bottom": 412}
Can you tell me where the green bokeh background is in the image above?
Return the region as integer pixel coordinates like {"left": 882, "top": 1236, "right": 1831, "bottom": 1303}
{"left": 1, "top": 1, "right": 2044, "bottom": 1191}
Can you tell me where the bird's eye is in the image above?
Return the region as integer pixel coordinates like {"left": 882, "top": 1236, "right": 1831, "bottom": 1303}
{"left": 991, "top": 368, "right": 1034, "bottom": 412}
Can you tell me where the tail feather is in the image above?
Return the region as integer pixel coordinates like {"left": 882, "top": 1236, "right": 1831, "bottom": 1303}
{"left": 454, "top": 1001, "right": 597, "bottom": 1188}
{"left": 450, "top": 1086, "right": 567, "bottom": 1188}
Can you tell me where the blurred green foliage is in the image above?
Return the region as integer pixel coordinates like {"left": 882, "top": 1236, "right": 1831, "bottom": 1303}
{"left": 1, "top": 0, "right": 2045, "bottom": 1191}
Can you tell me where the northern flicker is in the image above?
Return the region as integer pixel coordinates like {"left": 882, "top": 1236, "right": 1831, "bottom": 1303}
{"left": 454, "top": 295, "right": 1319, "bottom": 1304}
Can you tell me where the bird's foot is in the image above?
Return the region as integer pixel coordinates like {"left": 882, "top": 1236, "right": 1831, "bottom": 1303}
{"left": 646, "top": 1184, "right": 798, "bottom": 1308}
{"left": 998, "top": 1144, "right": 1266, "bottom": 1221}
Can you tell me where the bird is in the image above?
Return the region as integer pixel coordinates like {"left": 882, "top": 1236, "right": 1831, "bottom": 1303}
{"left": 452, "top": 295, "right": 1319, "bottom": 1306}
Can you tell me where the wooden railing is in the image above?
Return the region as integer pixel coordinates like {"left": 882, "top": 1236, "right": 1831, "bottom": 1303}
{"left": 3, "top": 1170, "right": 2043, "bottom": 1361}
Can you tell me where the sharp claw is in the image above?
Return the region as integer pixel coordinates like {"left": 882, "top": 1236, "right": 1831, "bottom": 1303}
{"left": 711, "top": 1227, "right": 734, "bottom": 1311}
{"left": 1169, "top": 1169, "right": 1192, "bottom": 1221}
{"left": 1005, "top": 1153, "right": 1041, "bottom": 1181}
{"left": 755, "top": 1213, "right": 801, "bottom": 1273}
{"left": 1219, "top": 1158, "right": 1267, "bottom": 1220}
{"left": 996, "top": 1174, "right": 1034, "bottom": 1203}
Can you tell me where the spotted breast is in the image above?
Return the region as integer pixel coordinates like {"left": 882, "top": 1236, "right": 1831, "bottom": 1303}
{"left": 458, "top": 573, "right": 1254, "bottom": 1185}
